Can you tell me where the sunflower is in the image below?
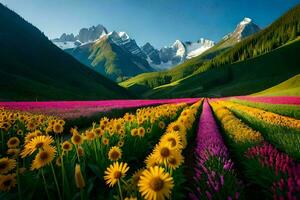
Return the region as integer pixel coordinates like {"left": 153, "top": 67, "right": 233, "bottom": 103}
{"left": 0, "top": 158, "right": 16, "bottom": 174}
{"left": 152, "top": 143, "right": 176, "bottom": 165}
{"left": 85, "top": 131, "right": 96, "bottom": 141}
{"left": 75, "top": 164, "right": 85, "bottom": 189}
{"left": 6, "top": 149, "right": 20, "bottom": 158}
{"left": 94, "top": 128, "right": 103, "bottom": 137}
{"left": 31, "top": 146, "right": 56, "bottom": 170}
{"left": 71, "top": 133, "right": 84, "bottom": 145}
{"left": 100, "top": 117, "right": 109, "bottom": 126}
{"left": 145, "top": 154, "right": 158, "bottom": 168}
{"left": 146, "top": 127, "right": 152, "bottom": 133}
{"left": 160, "top": 132, "right": 183, "bottom": 150}
{"left": 167, "top": 151, "right": 184, "bottom": 170}
{"left": 21, "top": 135, "right": 54, "bottom": 158}
{"left": 16, "top": 129, "right": 23, "bottom": 135}
{"left": 108, "top": 146, "right": 122, "bottom": 161}
{"left": 158, "top": 121, "right": 165, "bottom": 129}
{"left": 124, "top": 197, "right": 137, "bottom": 200}
{"left": 104, "top": 162, "right": 129, "bottom": 187}
{"left": 102, "top": 137, "right": 109, "bottom": 145}
{"left": 77, "top": 146, "right": 84, "bottom": 157}
{"left": 56, "top": 156, "right": 62, "bottom": 167}
{"left": 138, "top": 166, "right": 174, "bottom": 200}
{"left": 24, "top": 130, "right": 42, "bottom": 144}
{"left": 7, "top": 137, "right": 20, "bottom": 148}
{"left": 131, "top": 128, "right": 138, "bottom": 137}
{"left": 117, "top": 140, "right": 124, "bottom": 147}
{"left": 61, "top": 141, "right": 73, "bottom": 152}
{"left": 53, "top": 123, "right": 64, "bottom": 134}
{"left": 0, "top": 174, "right": 16, "bottom": 192}
{"left": 131, "top": 168, "right": 144, "bottom": 187}
{"left": 138, "top": 127, "right": 146, "bottom": 137}
{"left": 166, "top": 122, "right": 186, "bottom": 135}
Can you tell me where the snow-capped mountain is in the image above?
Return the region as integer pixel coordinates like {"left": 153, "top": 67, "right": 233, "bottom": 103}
{"left": 52, "top": 24, "right": 108, "bottom": 49}
{"left": 142, "top": 39, "right": 215, "bottom": 69}
{"left": 101, "top": 31, "right": 147, "bottom": 59}
{"left": 223, "top": 17, "right": 261, "bottom": 42}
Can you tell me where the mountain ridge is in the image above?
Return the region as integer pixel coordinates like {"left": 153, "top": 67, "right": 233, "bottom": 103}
{"left": 0, "top": 3, "right": 132, "bottom": 100}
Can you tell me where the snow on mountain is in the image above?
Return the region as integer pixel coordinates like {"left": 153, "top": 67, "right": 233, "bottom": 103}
{"left": 142, "top": 38, "right": 214, "bottom": 69}
{"left": 101, "top": 31, "right": 147, "bottom": 59}
{"left": 185, "top": 38, "right": 215, "bottom": 59}
{"left": 223, "top": 17, "right": 261, "bottom": 42}
{"left": 52, "top": 24, "right": 215, "bottom": 70}
{"left": 52, "top": 24, "right": 108, "bottom": 49}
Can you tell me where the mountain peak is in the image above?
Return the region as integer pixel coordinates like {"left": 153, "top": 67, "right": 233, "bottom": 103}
{"left": 240, "top": 17, "right": 252, "bottom": 25}
{"left": 223, "top": 17, "right": 261, "bottom": 43}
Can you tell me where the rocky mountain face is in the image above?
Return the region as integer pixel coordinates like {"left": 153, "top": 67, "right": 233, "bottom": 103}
{"left": 222, "top": 17, "right": 261, "bottom": 44}
{"left": 52, "top": 24, "right": 108, "bottom": 49}
{"left": 142, "top": 39, "right": 215, "bottom": 69}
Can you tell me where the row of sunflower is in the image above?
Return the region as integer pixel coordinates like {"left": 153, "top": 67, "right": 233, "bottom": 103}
{"left": 218, "top": 100, "right": 300, "bottom": 159}
{"left": 209, "top": 100, "right": 300, "bottom": 199}
{"left": 220, "top": 101, "right": 300, "bottom": 129}
{"left": 0, "top": 102, "right": 189, "bottom": 199}
{"left": 102, "top": 100, "right": 202, "bottom": 200}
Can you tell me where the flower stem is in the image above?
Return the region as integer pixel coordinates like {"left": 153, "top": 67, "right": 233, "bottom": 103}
{"left": 16, "top": 160, "right": 21, "bottom": 200}
{"left": 61, "top": 155, "right": 65, "bottom": 200}
{"left": 93, "top": 141, "right": 99, "bottom": 162}
{"left": 51, "top": 163, "right": 62, "bottom": 200}
{"left": 80, "top": 189, "right": 84, "bottom": 200}
{"left": 41, "top": 168, "right": 51, "bottom": 200}
{"left": 117, "top": 180, "right": 123, "bottom": 200}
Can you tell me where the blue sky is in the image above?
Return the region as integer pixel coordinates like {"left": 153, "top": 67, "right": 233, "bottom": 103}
{"left": 1, "top": 0, "right": 300, "bottom": 48}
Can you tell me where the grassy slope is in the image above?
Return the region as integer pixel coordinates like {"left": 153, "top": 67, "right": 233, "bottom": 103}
{"left": 0, "top": 3, "right": 132, "bottom": 100}
{"left": 252, "top": 74, "right": 300, "bottom": 96}
{"left": 145, "top": 38, "right": 300, "bottom": 98}
{"left": 67, "top": 38, "right": 154, "bottom": 82}
{"left": 119, "top": 43, "right": 228, "bottom": 93}
{"left": 229, "top": 98, "right": 300, "bottom": 119}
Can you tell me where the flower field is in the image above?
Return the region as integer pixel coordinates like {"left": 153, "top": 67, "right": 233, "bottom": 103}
{"left": 0, "top": 97, "right": 300, "bottom": 200}
{"left": 0, "top": 99, "right": 198, "bottom": 119}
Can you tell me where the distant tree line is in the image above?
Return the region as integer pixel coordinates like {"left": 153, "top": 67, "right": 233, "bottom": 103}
{"left": 203, "top": 4, "right": 300, "bottom": 69}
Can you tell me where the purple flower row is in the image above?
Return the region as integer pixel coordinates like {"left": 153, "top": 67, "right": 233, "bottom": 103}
{"left": 233, "top": 96, "right": 300, "bottom": 105}
{"left": 190, "top": 100, "right": 241, "bottom": 200}
{"left": 245, "top": 143, "right": 300, "bottom": 200}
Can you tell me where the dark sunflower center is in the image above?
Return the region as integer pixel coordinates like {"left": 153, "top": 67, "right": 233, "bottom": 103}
{"left": 63, "top": 144, "right": 70, "bottom": 149}
{"left": 150, "top": 177, "right": 164, "bottom": 191}
{"left": 160, "top": 147, "right": 170, "bottom": 157}
{"left": 110, "top": 151, "right": 120, "bottom": 160}
{"left": 169, "top": 158, "right": 177, "bottom": 165}
{"left": 168, "top": 138, "right": 176, "bottom": 147}
{"left": 3, "top": 179, "right": 11, "bottom": 187}
{"left": 113, "top": 171, "right": 122, "bottom": 179}
{"left": 39, "top": 152, "right": 49, "bottom": 161}
{"left": 35, "top": 142, "right": 44, "bottom": 148}
{"left": 173, "top": 125, "right": 180, "bottom": 131}
{"left": 9, "top": 139, "right": 17, "bottom": 145}
{"left": 0, "top": 162, "right": 8, "bottom": 169}
{"left": 74, "top": 135, "right": 81, "bottom": 143}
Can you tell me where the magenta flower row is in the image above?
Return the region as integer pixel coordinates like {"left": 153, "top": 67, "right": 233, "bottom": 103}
{"left": 190, "top": 100, "right": 240, "bottom": 200}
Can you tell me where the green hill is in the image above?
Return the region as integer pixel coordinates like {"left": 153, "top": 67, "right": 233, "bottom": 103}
{"left": 145, "top": 38, "right": 300, "bottom": 98}
{"left": 0, "top": 3, "right": 132, "bottom": 101}
{"left": 124, "top": 4, "right": 300, "bottom": 98}
{"left": 253, "top": 74, "right": 300, "bottom": 96}
{"left": 66, "top": 37, "right": 154, "bottom": 82}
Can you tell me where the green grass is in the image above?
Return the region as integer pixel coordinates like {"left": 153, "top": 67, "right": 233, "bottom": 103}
{"left": 253, "top": 74, "right": 300, "bottom": 96}
{"left": 145, "top": 38, "right": 300, "bottom": 98}
{"left": 228, "top": 106, "right": 300, "bottom": 160}
{"left": 229, "top": 98, "right": 300, "bottom": 119}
